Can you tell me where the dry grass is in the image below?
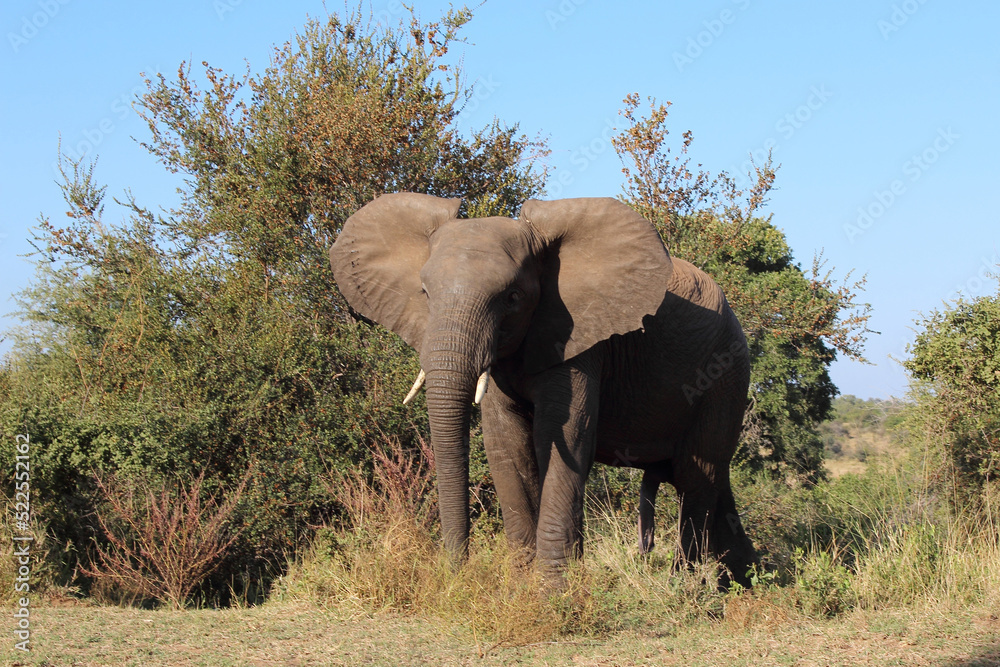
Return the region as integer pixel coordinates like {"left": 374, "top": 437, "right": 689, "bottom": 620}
{"left": 13, "top": 595, "right": 1000, "bottom": 666}
{"left": 722, "top": 588, "right": 796, "bottom": 632}
{"left": 0, "top": 494, "right": 56, "bottom": 607}
{"left": 274, "top": 517, "right": 610, "bottom": 645}
{"left": 851, "top": 493, "right": 1000, "bottom": 610}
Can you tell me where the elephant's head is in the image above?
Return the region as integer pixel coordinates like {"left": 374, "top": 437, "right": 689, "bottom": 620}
{"left": 330, "top": 193, "right": 673, "bottom": 558}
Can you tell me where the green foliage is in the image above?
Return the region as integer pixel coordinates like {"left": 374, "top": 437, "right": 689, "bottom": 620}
{"left": 904, "top": 289, "right": 1000, "bottom": 487}
{"left": 793, "top": 547, "right": 855, "bottom": 616}
{"left": 0, "top": 6, "right": 543, "bottom": 592}
{"left": 830, "top": 394, "right": 902, "bottom": 428}
{"left": 613, "top": 94, "right": 872, "bottom": 482}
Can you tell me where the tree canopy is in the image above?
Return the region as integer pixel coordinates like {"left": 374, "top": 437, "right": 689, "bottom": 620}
{"left": 904, "top": 289, "right": 1000, "bottom": 488}
{"left": 613, "top": 94, "right": 873, "bottom": 482}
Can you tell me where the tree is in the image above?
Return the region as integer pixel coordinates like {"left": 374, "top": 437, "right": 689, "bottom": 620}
{"left": 612, "top": 94, "right": 872, "bottom": 482}
{"left": 1, "top": 7, "right": 545, "bottom": 591}
{"left": 904, "top": 288, "right": 1000, "bottom": 488}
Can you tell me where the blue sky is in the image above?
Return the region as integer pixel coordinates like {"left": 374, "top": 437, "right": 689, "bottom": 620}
{"left": 2, "top": 0, "right": 998, "bottom": 399}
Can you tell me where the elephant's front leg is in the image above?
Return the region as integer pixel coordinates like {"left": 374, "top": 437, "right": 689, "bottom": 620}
{"left": 531, "top": 362, "right": 600, "bottom": 574}
{"left": 481, "top": 381, "right": 540, "bottom": 561}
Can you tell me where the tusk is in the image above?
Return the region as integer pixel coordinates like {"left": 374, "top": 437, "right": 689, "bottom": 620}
{"left": 402, "top": 369, "right": 426, "bottom": 405}
{"left": 473, "top": 369, "right": 490, "bottom": 405}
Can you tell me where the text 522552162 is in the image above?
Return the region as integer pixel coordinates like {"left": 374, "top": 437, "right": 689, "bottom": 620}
{"left": 13, "top": 433, "right": 32, "bottom": 653}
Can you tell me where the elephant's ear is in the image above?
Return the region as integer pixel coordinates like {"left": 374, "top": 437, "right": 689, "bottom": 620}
{"left": 330, "top": 193, "right": 462, "bottom": 352}
{"left": 519, "top": 197, "right": 673, "bottom": 374}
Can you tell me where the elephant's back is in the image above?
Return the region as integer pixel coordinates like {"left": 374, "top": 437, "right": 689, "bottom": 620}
{"left": 592, "top": 259, "right": 748, "bottom": 465}
{"left": 665, "top": 258, "right": 727, "bottom": 314}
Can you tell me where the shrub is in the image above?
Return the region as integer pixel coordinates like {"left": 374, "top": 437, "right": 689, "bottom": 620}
{"left": 82, "top": 471, "right": 246, "bottom": 609}
{"left": 905, "top": 289, "right": 1000, "bottom": 489}
{"left": 793, "top": 547, "right": 856, "bottom": 616}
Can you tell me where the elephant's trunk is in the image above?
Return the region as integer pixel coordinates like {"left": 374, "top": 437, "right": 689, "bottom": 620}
{"left": 425, "top": 369, "right": 473, "bottom": 559}
{"left": 422, "top": 297, "right": 496, "bottom": 560}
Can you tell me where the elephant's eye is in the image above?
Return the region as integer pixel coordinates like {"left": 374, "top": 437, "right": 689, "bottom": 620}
{"left": 507, "top": 289, "right": 523, "bottom": 306}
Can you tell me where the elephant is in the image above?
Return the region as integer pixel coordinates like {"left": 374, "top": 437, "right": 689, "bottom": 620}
{"left": 329, "top": 192, "right": 757, "bottom": 586}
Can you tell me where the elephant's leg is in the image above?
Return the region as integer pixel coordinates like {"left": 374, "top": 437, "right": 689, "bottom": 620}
{"left": 481, "top": 385, "right": 540, "bottom": 560}
{"left": 676, "top": 478, "right": 719, "bottom": 566}
{"left": 638, "top": 471, "right": 660, "bottom": 554}
{"left": 531, "top": 363, "right": 599, "bottom": 575}
{"left": 677, "top": 477, "right": 754, "bottom": 586}
{"left": 675, "top": 402, "right": 757, "bottom": 586}
{"left": 711, "top": 473, "right": 756, "bottom": 587}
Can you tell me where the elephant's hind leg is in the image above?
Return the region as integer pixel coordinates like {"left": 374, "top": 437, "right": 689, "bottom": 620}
{"left": 674, "top": 405, "right": 757, "bottom": 587}
{"left": 712, "top": 482, "right": 756, "bottom": 586}
{"left": 677, "top": 461, "right": 757, "bottom": 586}
{"left": 676, "top": 480, "right": 755, "bottom": 587}
{"left": 676, "top": 481, "right": 716, "bottom": 564}
{"left": 638, "top": 471, "right": 660, "bottom": 554}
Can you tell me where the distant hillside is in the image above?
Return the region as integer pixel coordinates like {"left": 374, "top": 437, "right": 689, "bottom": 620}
{"left": 820, "top": 394, "right": 908, "bottom": 477}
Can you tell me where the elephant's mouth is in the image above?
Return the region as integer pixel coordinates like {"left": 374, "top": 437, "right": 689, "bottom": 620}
{"left": 401, "top": 367, "right": 491, "bottom": 405}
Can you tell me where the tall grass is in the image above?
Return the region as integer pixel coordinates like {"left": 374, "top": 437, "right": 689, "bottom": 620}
{"left": 273, "top": 437, "right": 728, "bottom": 642}
{"left": 851, "top": 484, "right": 1000, "bottom": 609}
{"left": 275, "top": 435, "right": 1000, "bottom": 639}
{"left": 755, "top": 450, "right": 1000, "bottom": 615}
{"left": 0, "top": 494, "right": 55, "bottom": 606}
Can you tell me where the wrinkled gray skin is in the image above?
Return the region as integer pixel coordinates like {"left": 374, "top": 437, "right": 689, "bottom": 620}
{"left": 330, "top": 193, "right": 757, "bottom": 586}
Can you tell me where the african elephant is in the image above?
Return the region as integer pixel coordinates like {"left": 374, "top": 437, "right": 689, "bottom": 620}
{"left": 330, "top": 193, "right": 757, "bottom": 585}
